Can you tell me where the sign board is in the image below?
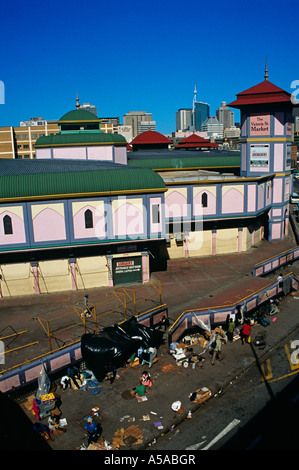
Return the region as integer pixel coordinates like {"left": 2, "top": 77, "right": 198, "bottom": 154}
{"left": 250, "top": 114, "right": 270, "bottom": 136}
{"left": 250, "top": 144, "right": 269, "bottom": 168}
{"left": 112, "top": 256, "right": 142, "bottom": 285}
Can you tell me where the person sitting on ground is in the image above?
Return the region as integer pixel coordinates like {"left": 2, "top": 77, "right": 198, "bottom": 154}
{"left": 67, "top": 364, "right": 82, "bottom": 389}
{"left": 48, "top": 409, "right": 66, "bottom": 435}
{"left": 134, "top": 379, "right": 146, "bottom": 397}
{"left": 33, "top": 422, "right": 54, "bottom": 441}
{"left": 105, "top": 363, "right": 116, "bottom": 384}
{"left": 141, "top": 371, "right": 152, "bottom": 388}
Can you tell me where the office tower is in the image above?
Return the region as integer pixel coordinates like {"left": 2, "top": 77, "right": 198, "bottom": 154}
{"left": 192, "top": 86, "right": 210, "bottom": 131}
{"left": 123, "top": 111, "right": 153, "bottom": 138}
{"left": 216, "top": 101, "right": 234, "bottom": 129}
{"left": 201, "top": 116, "right": 223, "bottom": 137}
{"left": 176, "top": 108, "right": 192, "bottom": 131}
{"left": 137, "top": 121, "right": 156, "bottom": 134}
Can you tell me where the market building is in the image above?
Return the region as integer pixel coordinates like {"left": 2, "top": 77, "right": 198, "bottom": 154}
{"left": 0, "top": 71, "right": 297, "bottom": 297}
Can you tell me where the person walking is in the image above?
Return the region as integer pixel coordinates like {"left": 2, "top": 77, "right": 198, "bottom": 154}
{"left": 211, "top": 334, "right": 223, "bottom": 365}
{"left": 240, "top": 320, "right": 251, "bottom": 344}
{"left": 82, "top": 294, "right": 92, "bottom": 318}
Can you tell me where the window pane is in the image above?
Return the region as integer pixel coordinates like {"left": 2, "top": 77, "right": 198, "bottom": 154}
{"left": 152, "top": 204, "right": 160, "bottom": 224}
{"left": 3, "top": 215, "right": 13, "bottom": 234}
{"left": 84, "top": 209, "right": 93, "bottom": 228}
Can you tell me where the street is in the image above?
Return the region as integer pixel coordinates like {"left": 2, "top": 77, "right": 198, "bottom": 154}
{"left": 152, "top": 326, "right": 299, "bottom": 451}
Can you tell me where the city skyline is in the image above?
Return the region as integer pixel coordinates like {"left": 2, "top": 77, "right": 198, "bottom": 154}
{"left": 0, "top": 0, "right": 298, "bottom": 135}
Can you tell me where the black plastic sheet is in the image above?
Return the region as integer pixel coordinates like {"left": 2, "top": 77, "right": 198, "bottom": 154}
{"left": 81, "top": 317, "right": 163, "bottom": 381}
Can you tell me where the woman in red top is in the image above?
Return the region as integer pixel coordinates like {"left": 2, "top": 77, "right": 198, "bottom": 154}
{"left": 240, "top": 321, "right": 251, "bottom": 344}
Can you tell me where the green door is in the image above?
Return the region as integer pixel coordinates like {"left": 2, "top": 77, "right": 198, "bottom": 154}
{"left": 112, "top": 256, "right": 142, "bottom": 285}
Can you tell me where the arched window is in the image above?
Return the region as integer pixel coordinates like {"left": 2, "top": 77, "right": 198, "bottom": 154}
{"left": 3, "top": 215, "right": 13, "bottom": 235}
{"left": 84, "top": 209, "right": 93, "bottom": 229}
{"left": 201, "top": 192, "right": 208, "bottom": 208}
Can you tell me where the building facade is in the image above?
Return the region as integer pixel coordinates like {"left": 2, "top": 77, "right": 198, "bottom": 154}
{"left": 202, "top": 116, "right": 224, "bottom": 137}
{"left": 192, "top": 101, "right": 210, "bottom": 131}
{"left": 0, "top": 119, "right": 59, "bottom": 159}
{"left": 216, "top": 101, "right": 234, "bottom": 129}
{"left": 176, "top": 108, "right": 192, "bottom": 132}
{"left": 123, "top": 111, "right": 153, "bottom": 138}
{"left": 0, "top": 75, "right": 297, "bottom": 297}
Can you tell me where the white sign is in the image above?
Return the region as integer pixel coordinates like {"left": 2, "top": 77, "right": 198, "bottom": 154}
{"left": 250, "top": 144, "right": 269, "bottom": 168}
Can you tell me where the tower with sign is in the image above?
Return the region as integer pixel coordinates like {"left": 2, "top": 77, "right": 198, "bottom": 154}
{"left": 228, "top": 65, "right": 296, "bottom": 241}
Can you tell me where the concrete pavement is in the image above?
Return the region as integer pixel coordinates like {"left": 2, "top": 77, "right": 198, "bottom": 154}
{"left": 1, "top": 234, "right": 299, "bottom": 450}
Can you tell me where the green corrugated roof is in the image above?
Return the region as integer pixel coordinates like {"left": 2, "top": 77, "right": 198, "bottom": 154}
{"left": 35, "top": 132, "right": 127, "bottom": 147}
{"left": 58, "top": 109, "right": 101, "bottom": 123}
{"left": 127, "top": 154, "right": 241, "bottom": 170}
{"left": 0, "top": 162, "right": 166, "bottom": 200}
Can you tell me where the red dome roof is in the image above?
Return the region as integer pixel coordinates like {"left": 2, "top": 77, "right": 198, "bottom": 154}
{"left": 175, "top": 133, "right": 218, "bottom": 149}
{"left": 131, "top": 130, "right": 172, "bottom": 145}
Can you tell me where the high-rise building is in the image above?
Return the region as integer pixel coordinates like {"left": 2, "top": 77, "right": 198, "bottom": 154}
{"left": 137, "top": 120, "right": 156, "bottom": 134}
{"left": 192, "top": 86, "right": 210, "bottom": 131}
{"left": 201, "top": 116, "right": 223, "bottom": 137}
{"left": 176, "top": 108, "right": 192, "bottom": 131}
{"left": 123, "top": 111, "right": 154, "bottom": 138}
{"left": 192, "top": 102, "right": 210, "bottom": 131}
{"left": 216, "top": 101, "right": 234, "bottom": 129}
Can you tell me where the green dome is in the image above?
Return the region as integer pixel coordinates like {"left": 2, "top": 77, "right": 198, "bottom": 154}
{"left": 58, "top": 109, "right": 101, "bottom": 123}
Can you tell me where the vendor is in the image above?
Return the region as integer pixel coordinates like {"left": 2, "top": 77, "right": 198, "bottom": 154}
{"left": 134, "top": 379, "right": 146, "bottom": 397}
{"left": 141, "top": 371, "right": 152, "bottom": 388}
{"left": 48, "top": 409, "right": 66, "bottom": 436}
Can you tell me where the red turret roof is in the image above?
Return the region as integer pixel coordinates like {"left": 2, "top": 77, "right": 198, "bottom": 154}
{"left": 174, "top": 133, "right": 218, "bottom": 149}
{"left": 130, "top": 130, "right": 172, "bottom": 145}
{"left": 228, "top": 80, "right": 293, "bottom": 108}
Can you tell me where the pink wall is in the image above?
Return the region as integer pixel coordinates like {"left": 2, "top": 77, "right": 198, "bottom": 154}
{"left": 165, "top": 191, "right": 188, "bottom": 218}
{"left": 150, "top": 197, "right": 162, "bottom": 232}
{"left": 53, "top": 147, "right": 86, "bottom": 159}
{"left": 222, "top": 188, "right": 244, "bottom": 213}
{"left": 273, "top": 178, "right": 283, "bottom": 203}
{"left": 0, "top": 212, "right": 26, "bottom": 245}
{"left": 274, "top": 112, "right": 284, "bottom": 135}
{"left": 114, "top": 147, "right": 127, "bottom": 165}
{"left": 35, "top": 148, "right": 51, "bottom": 159}
{"left": 32, "top": 208, "right": 66, "bottom": 242}
{"left": 266, "top": 182, "right": 272, "bottom": 206}
{"left": 113, "top": 203, "right": 144, "bottom": 236}
{"left": 73, "top": 206, "right": 105, "bottom": 239}
{"left": 273, "top": 143, "right": 284, "bottom": 172}
{"left": 86, "top": 146, "right": 113, "bottom": 160}
{"left": 272, "top": 223, "right": 282, "bottom": 239}
{"left": 193, "top": 190, "right": 216, "bottom": 215}
{"left": 247, "top": 184, "right": 256, "bottom": 212}
{"left": 257, "top": 184, "right": 265, "bottom": 211}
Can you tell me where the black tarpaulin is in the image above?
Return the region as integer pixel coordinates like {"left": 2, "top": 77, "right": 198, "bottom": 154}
{"left": 81, "top": 316, "right": 163, "bottom": 381}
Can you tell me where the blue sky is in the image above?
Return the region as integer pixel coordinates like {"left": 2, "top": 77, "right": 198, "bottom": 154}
{"left": 0, "top": 0, "right": 298, "bottom": 135}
